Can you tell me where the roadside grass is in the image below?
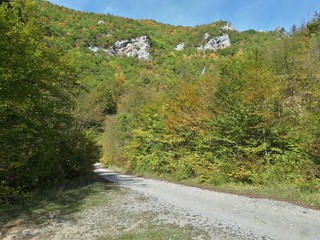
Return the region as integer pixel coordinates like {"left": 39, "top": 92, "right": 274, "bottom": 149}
{"left": 107, "top": 165, "right": 320, "bottom": 210}
{"left": 101, "top": 222, "right": 209, "bottom": 240}
{"left": 0, "top": 175, "right": 117, "bottom": 226}
{"left": 208, "top": 183, "right": 320, "bottom": 209}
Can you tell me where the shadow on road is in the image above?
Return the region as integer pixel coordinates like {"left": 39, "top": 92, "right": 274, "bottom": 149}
{"left": 95, "top": 166, "right": 147, "bottom": 187}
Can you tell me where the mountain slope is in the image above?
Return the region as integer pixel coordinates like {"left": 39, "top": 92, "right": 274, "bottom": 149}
{"left": 37, "top": 0, "right": 276, "bottom": 129}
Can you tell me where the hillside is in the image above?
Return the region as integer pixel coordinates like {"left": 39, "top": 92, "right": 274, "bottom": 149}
{"left": 37, "top": 0, "right": 276, "bottom": 131}
{"left": 1, "top": 0, "right": 319, "bottom": 202}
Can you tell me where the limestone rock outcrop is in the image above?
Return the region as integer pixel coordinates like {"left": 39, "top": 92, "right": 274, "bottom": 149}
{"left": 222, "top": 22, "right": 234, "bottom": 31}
{"left": 174, "top": 43, "right": 185, "bottom": 51}
{"left": 111, "top": 36, "right": 151, "bottom": 60}
{"left": 197, "top": 33, "right": 231, "bottom": 51}
{"left": 88, "top": 36, "right": 151, "bottom": 60}
{"left": 88, "top": 46, "right": 99, "bottom": 53}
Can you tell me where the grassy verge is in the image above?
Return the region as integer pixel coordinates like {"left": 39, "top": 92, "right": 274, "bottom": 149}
{"left": 107, "top": 165, "right": 320, "bottom": 210}
{"left": 0, "top": 175, "right": 116, "bottom": 226}
{"left": 101, "top": 223, "right": 208, "bottom": 240}
{"left": 211, "top": 183, "right": 320, "bottom": 209}
{"left": 186, "top": 181, "right": 320, "bottom": 210}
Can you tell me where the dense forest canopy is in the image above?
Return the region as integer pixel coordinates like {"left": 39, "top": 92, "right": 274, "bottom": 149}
{"left": 1, "top": 0, "right": 319, "bottom": 201}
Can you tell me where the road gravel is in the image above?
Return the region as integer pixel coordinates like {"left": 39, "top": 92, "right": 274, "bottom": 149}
{"left": 95, "top": 164, "right": 320, "bottom": 240}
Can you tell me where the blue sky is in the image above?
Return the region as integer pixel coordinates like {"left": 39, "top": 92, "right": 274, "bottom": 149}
{"left": 48, "top": 0, "right": 319, "bottom": 31}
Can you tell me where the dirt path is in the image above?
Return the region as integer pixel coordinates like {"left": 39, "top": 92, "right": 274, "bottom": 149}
{"left": 95, "top": 164, "right": 320, "bottom": 240}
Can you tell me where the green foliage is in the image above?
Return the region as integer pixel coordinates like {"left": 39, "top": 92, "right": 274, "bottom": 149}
{"left": 307, "top": 12, "right": 320, "bottom": 36}
{"left": 114, "top": 27, "right": 319, "bottom": 190}
{"left": 126, "top": 103, "right": 172, "bottom": 174}
{"left": 78, "top": 83, "right": 117, "bottom": 130}
{"left": 104, "top": 223, "right": 205, "bottom": 240}
{"left": 0, "top": 0, "right": 100, "bottom": 201}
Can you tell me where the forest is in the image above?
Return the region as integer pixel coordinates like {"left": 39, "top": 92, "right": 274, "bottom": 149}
{"left": 1, "top": 0, "right": 319, "bottom": 202}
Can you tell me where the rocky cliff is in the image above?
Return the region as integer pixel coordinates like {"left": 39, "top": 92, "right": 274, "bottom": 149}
{"left": 197, "top": 33, "right": 231, "bottom": 51}
{"left": 89, "top": 36, "right": 151, "bottom": 60}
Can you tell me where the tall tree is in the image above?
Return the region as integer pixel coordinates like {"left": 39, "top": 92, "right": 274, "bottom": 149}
{"left": 0, "top": 0, "right": 99, "bottom": 200}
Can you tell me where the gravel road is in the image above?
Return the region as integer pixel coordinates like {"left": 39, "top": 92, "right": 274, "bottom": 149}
{"left": 95, "top": 164, "right": 320, "bottom": 240}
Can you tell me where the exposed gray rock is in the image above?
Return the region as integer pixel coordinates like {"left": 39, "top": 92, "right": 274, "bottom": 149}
{"left": 88, "top": 46, "right": 112, "bottom": 55}
{"left": 174, "top": 43, "right": 185, "bottom": 51}
{"left": 98, "top": 20, "right": 105, "bottom": 24}
{"left": 222, "top": 22, "right": 234, "bottom": 31}
{"left": 114, "top": 39, "right": 130, "bottom": 49}
{"left": 275, "top": 26, "right": 289, "bottom": 38}
{"left": 197, "top": 34, "right": 231, "bottom": 51}
{"left": 89, "top": 36, "right": 151, "bottom": 60}
{"left": 275, "top": 26, "right": 285, "bottom": 33}
{"left": 201, "top": 66, "right": 206, "bottom": 76}
{"left": 204, "top": 32, "right": 210, "bottom": 40}
{"left": 103, "top": 48, "right": 116, "bottom": 56}
{"left": 112, "top": 36, "right": 151, "bottom": 60}
{"left": 88, "top": 46, "right": 99, "bottom": 53}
